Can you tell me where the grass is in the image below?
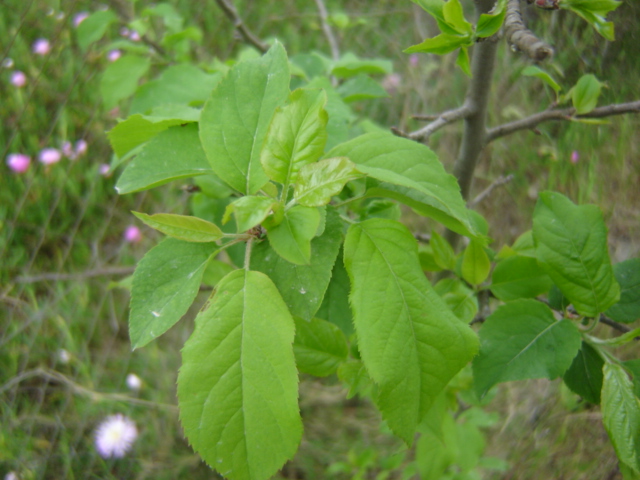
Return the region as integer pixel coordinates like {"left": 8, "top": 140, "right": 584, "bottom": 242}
{"left": 1, "top": 0, "right": 639, "bottom": 479}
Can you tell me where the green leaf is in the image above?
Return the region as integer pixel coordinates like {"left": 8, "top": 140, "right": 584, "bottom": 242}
{"left": 476, "top": 0, "right": 508, "bottom": 38}
{"left": 601, "top": 363, "right": 640, "bottom": 474}
{"left": 405, "top": 33, "right": 472, "bottom": 56}
{"left": 260, "top": 89, "right": 328, "bottom": 187}
{"left": 461, "top": 240, "right": 490, "bottom": 285}
{"left": 411, "top": 0, "right": 466, "bottom": 36}
{"left": 490, "top": 255, "right": 553, "bottom": 301}
{"left": 336, "top": 74, "right": 390, "bottom": 103}
{"left": 115, "top": 124, "right": 212, "bottom": 194}
{"left": 344, "top": 219, "right": 479, "bottom": 444}
{"left": 177, "top": 270, "right": 302, "bottom": 480}
{"left": 560, "top": 0, "right": 621, "bottom": 40}
{"left": 76, "top": 10, "right": 117, "bottom": 51}
{"left": 512, "top": 230, "right": 536, "bottom": 257}
{"left": 591, "top": 328, "right": 640, "bottom": 347}
{"left": 563, "top": 341, "right": 604, "bottom": 404}
{"left": 100, "top": 55, "right": 151, "bottom": 109}
{"left": 130, "top": 64, "right": 222, "bottom": 114}
{"left": 443, "top": 0, "right": 472, "bottom": 34}
{"left": 456, "top": 47, "right": 471, "bottom": 77}
{"left": 294, "top": 157, "right": 364, "bottom": 207}
{"left": 338, "top": 360, "right": 374, "bottom": 399}
{"left": 430, "top": 231, "right": 457, "bottom": 270}
{"left": 330, "top": 52, "right": 393, "bottom": 79}
{"left": 305, "top": 76, "right": 355, "bottom": 150}
{"left": 133, "top": 212, "right": 223, "bottom": 243}
{"left": 606, "top": 259, "right": 640, "bottom": 323}
{"left": 522, "top": 65, "right": 562, "bottom": 93}
{"left": 108, "top": 110, "right": 200, "bottom": 158}
{"left": 532, "top": 191, "right": 620, "bottom": 317}
{"left": 316, "top": 249, "right": 353, "bottom": 335}
{"left": 266, "top": 206, "right": 321, "bottom": 265}
{"left": 130, "top": 238, "right": 215, "bottom": 349}
{"left": 434, "top": 278, "right": 478, "bottom": 324}
{"left": 251, "top": 207, "right": 343, "bottom": 321}
{"left": 572, "top": 74, "right": 603, "bottom": 114}
{"left": 623, "top": 360, "right": 640, "bottom": 399}
{"left": 293, "top": 317, "right": 348, "bottom": 377}
{"left": 326, "top": 133, "right": 477, "bottom": 238}
{"left": 202, "top": 259, "right": 236, "bottom": 288}
{"left": 472, "top": 299, "right": 582, "bottom": 397}
{"left": 200, "top": 42, "right": 290, "bottom": 195}
{"left": 223, "top": 196, "right": 277, "bottom": 233}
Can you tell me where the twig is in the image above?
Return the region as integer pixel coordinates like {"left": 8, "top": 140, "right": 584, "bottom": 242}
{"left": 408, "top": 105, "right": 474, "bottom": 142}
{"left": 412, "top": 114, "right": 439, "bottom": 121}
{"left": 468, "top": 174, "right": 515, "bottom": 207}
{"left": 0, "top": 368, "right": 178, "bottom": 411}
{"left": 486, "top": 100, "right": 640, "bottom": 143}
{"left": 14, "top": 266, "right": 135, "bottom": 283}
{"left": 599, "top": 315, "right": 633, "bottom": 334}
{"left": 504, "top": 0, "right": 554, "bottom": 62}
{"left": 313, "top": 0, "right": 340, "bottom": 62}
{"left": 214, "top": 0, "right": 269, "bottom": 53}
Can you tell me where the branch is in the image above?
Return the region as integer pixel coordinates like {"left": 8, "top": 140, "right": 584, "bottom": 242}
{"left": 486, "top": 100, "right": 640, "bottom": 143}
{"left": 504, "top": 0, "right": 554, "bottom": 62}
{"left": 408, "top": 105, "right": 474, "bottom": 142}
{"left": 313, "top": 0, "right": 340, "bottom": 61}
{"left": 214, "top": 0, "right": 269, "bottom": 53}
{"left": 468, "top": 174, "right": 515, "bottom": 207}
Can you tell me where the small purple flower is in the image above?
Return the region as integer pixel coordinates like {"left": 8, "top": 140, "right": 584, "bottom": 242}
{"left": 570, "top": 150, "right": 579, "bottom": 164}
{"left": 32, "top": 38, "right": 51, "bottom": 56}
{"left": 129, "top": 30, "right": 141, "bottom": 42}
{"left": 107, "top": 50, "right": 121, "bottom": 62}
{"left": 409, "top": 54, "right": 419, "bottom": 67}
{"left": 6, "top": 153, "right": 31, "bottom": 173}
{"left": 382, "top": 73, "right": 402, "bottom": 95}
{"left": 99, "top": 163, "right": 111, "bottom": 176}
{"left": 94, "top": 414, "right": 138, "bottom": 458}
{"left": 11, "top": 71, "right": 26, "bottom": 88}
{"left": 119, "top": 27, "right": 130, "bottom": 37}
{"left": 124, "top": 225, "right": 142, "bottom": 244}
{"left": 75, "top": 139, "right": 88, "bottom": 156}
{"left": 73, "top": 11, "right": 89, "bottom": 27}
{"left": 39, "top": 148, "right": 62, "bottom": 165}
{"left": 126, "top": 373, "right": 142, "bottom": 391}
{"left": 62, "top": 141, "right": 74, "bottom": 158}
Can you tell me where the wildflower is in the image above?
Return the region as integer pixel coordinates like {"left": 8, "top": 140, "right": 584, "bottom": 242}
{"left": 32, "top": 38, "right": 51, "bottom": 56}
{"left": 73, "top": 12, "right": 89, "bottom": 27}
{"left": 4, "top": 472, "right": 19, "bottom": 480}
{"left": 94, "top": 414, "right": 138, "bottom": 458}
{"left": 126, "top": 373, "right": 142, "bottom": 391}
{"left": 10, "top": 71, "right": 26, "bottom": 88}
{"left": 1, "top": 57, "right": 14, "bottom": 68}
{"left": 124, "top": 225, "right": 142, "bottom": 244}
{"left": 62, "top": 141, "right": 75, "bottom": 159}
{"left": 39, "top": 148, "right": 62, "bottom": 165}
{"left": 99, "top": 163, "right": 111, "bottom": 176}
{"left": 409, "top": 54, "right": 419, "bottom": 67}
{"left": 570, "top": 150, "right": 579, "bottom": 164}
{"left": 107, "top": 50, "right": 121, "bottom": 62}
{"left": 119, "top": 27, "right": 130, "bottom": 37}
{"left": 57, "top": 349, "right": 71, "bottom": 364}
{"left": 6, "top": 153, "right": 31, "bottom": 173}
{"left": 129, "top": 30, "right": 141, "bottom": 42}
{"left": 75, "top": 139, "right": 88, "bottom": 156}
{"left": 382, "top": 73, "right": 402, "bottom": 95}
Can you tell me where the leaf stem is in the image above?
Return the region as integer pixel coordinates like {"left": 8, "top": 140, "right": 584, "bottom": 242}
{"left": 244, "top": 237, "right": 254, "bottom": 271}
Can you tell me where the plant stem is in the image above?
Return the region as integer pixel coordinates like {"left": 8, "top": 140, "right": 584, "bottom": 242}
{"left": 244, "top": 237, "right": 254, "bottom": 271}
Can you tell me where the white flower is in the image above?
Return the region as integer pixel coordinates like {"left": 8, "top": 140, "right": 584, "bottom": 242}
{"left": 94, "top": 414, "right": 138, "bottom": 458}
{"left": 5, "top": 472, "right": 19, "bottom": 480}
{"left": 126, "top": 373, "right": 142, "bottom": 391}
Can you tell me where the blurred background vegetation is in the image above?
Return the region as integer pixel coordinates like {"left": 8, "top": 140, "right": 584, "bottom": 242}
{"left": 1, "top": 0, "right": 639, "bottom": 478}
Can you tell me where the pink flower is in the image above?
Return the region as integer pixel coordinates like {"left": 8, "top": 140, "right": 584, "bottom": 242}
{"left": 39, "top": 148, "right": 62, "bottom": 165}
{"left": 6, "top": 153, "right": 31, "bottom": 173}
{"left": 32, "top": 38, "right": 51, "bottom": 56}
{"left": 129, "top": 30, "right": 141, "bottom": 42}
{"left": 94, "top": 414, "right": 138, "bottom": 458}
{"left": 99, "top": 163, "right": 111, "bottom": 176}
{"left": 409, "top": 54, "right": 419, "bottom": 67}
{"left": 10, "top": 71, "right": 26, "bottom": 88}
{"left": 107, "top": 50, "right": 121, "bottom": 62}
{"left": 570, "top": 150, "right": 579, "bottom": 164}
{"left": 382, "top": 73, "right": 402, "bottom": 94}
{"left": 119, "top": 27, "right": 130, "bottom": 37}
{"left": 73, "top": 12, "right": 89, "bottom": 27}
{"left": 75, "top": 139, "right": 88, "bottom": 156}
{"left": 124, "top": 225, "right": 142, "bottom": 243}
{"left": 62, "top": 141, "right": 74, "bottom": 158}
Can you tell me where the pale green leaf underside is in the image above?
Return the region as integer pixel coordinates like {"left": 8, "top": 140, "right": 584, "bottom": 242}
{"left": 294, "top": 157, "right": 364, "bottom": 207}
{"left": 533, "top": 191, "right": 620, "bottom": 317}
{"left": 223, "top": 196, "right": 277, "bottom": 233}
{"left": 472, "top": 299, "right": 582, "bottom": 397}
{"left": 344, "top": 219, "right": 479, "bottom": 444}
{"left": 130, "top": 238, "right": 215, "bottom": 348}
{"left": 116, "top": 124, "right": 212, "bottom": 194}
{"left": 326, "top": 133, "right": 477, "bottom": 238}
{"left": 199, "top": 42, "right": 290, "bottom": 195}
{"left": 602, "top": 363, "right": 640, "bottom": 474}
{"left": 178, "top": 270, "right": 302, "bottom": 480}
{"left": 461, "top": 240, "right": 490, "bottom": 285}
{"left": 132, "top": 212, "right": 223, "bottom": 242}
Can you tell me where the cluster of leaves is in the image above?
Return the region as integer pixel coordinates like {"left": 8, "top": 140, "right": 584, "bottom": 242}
{"left": 100, "top": 2, "right": 640, "bottom": 480}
